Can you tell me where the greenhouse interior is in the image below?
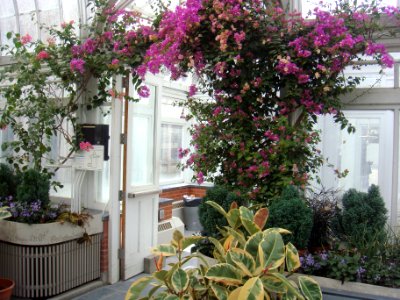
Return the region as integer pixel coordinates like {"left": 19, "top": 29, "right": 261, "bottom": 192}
{"left": 0, "top": 0, "right": 400, "bottom": 299}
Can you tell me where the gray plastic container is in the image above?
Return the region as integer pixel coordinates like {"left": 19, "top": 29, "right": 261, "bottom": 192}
{"left": 182, "top": 196, "right": 203, "bottom": 231}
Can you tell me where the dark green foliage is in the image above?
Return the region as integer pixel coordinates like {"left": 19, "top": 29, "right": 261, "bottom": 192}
{"left": 198, "top": 186, "right": 245, "bottom": 236}
{"left": 16, "top": 169, "right": 50, "bottom": 207}
{"left": 0, "top": 163, "right": 17, "bottom": 198}
{"left": 337, "top": 185, "right": 387, "bottom": 246}
{"left": 267, "top": 186, "right": 313, "bottom": 249}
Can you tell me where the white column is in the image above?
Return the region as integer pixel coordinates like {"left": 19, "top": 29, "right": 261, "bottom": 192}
{"left": 108, "top": 76, "right": 123, "bottom": 283}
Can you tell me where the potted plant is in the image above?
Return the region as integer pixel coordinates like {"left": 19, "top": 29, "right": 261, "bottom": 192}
{"left": 126, "top": 201, "right": 322, "bottom": 299}
{"left": 0, "top": 207, "right": 14, "bottom": 300}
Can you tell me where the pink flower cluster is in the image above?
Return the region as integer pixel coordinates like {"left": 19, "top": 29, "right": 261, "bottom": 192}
{"left": 70, "top": 58, "right": 85, "bottom": 74}
{"left": 79, "top": 141, "right": 93, "bottom": 152}
{"left": 36, "top": 51, "right": 49, "bottom": 60}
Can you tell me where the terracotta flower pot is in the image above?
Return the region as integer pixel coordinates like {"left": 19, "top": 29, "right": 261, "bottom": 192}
{"left": 0, "top": 278, "right": 15, "bottom": 300}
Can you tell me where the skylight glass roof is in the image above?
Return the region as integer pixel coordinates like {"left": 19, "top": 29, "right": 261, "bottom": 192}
{"left": 0, "top": 0, "right": 86, "bottom": 48}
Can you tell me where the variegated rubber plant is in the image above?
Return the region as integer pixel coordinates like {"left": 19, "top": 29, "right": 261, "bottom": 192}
{"left": 0, "top": 206, "right": 11, "bottom": 219}
{"left": 126, "top": 201, "right": 322, "bottom": 300}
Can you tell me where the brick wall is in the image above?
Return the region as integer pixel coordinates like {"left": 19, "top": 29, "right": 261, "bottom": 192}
{"left": 100, "top": 216, "right": 109, "bottom": 281}
{"left": 160, "top": 185, "right": 207, "bottom": 200}
{"left": 158, "top": 185, "right": 208, "bottom": 222}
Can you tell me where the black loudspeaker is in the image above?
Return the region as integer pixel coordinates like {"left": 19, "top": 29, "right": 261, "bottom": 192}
{"left": 77, "top": 124, "right": 110, "bottom": 160}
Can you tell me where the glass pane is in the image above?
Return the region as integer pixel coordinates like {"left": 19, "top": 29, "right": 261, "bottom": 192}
{"left": 130, "top": 85, "right": 156, "bottom": 187}
{"left": 0, "top": 2, "right": 15, "bottom": 18}
{"left": 131, "top": 115, "right": 154, "bottom": 186}
{"left": 37, "top": 0, "right": 58, "bottom": 10}
{"left": 344, "top": 64, "right": 395, "bottom": 88}
{"left": 162, "top": 97, "right": 184, "bottom": 119}
{"left": 16, "top": 0, "right": 36, "bottom": 13}
{"left": 0, "top": 17, "right": 17, "bottom": 47}
{"left": 62, "top": 0, "right": 80, "bottom": 23}
{"left": 302, "top": 0, "right": 398, "bottom": 17}
{"left": 160, "top": 124, "right": 183, "bottom": 182}
{"left": 339, "top": 116, "right": 381, "bottom": 192}
{"left": 19, "top": 13, "right": 38, "bottom": 38}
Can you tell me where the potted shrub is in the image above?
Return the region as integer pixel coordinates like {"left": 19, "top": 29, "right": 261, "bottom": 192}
{"left": 126, "top": 201, "right": 322, "bottom": 299}
{"left": 0, "top": 207, "right": 14, "bottom": 300}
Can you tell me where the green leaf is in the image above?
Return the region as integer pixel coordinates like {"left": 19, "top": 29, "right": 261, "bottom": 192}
{"left": 298, "top": 276, "right": 322, "bottom": 300}
{"left": 208, "top": 236, "right": 226, "bottom": 257}
{"left": 244, "top": 232, "right": 263, "bottom": 258}
{"left": 239, "top": 206, "right": 254, "bottom": 221}
{"left": 223, "top": 227, "right": 246, "bottom": 247}
{"left": 210, "top": 283, "right": 228, "bottom": 300}
{"left": 153, "top": 270, "right": 168, "bottom": 281}
{"left": 152, "top": 244, "right": 177, "bottom": 257}
{"left": 206, "top": 201, "right": 228, "bottom": 217}
{"left": 269, "top": 273, "right": 304, "bottom": 300}
{"left": 181, "top": 236, "right": 204, "bottom": 251}
{"left": 126, "top": 276, "right": 153, "bottom": 299}
{"left": 226, "top": 208, "right": 241, "bottom": 228}
{"left": 260, "top": 274, "right": 288, "bottom": 293}
{"left": 263, "top": 228, "right": 291, "bottom": 236}
{"left": 206, "top": 263, "right": 243, "bottom": 285}
{"left": 171, "top": 268, "right": 189, "bottom": 293}
{"left": 227, "top": 248, "right": 255, "bottom": 277}
{"left": 258, "top": 231, "right": 285, "bottom": 270}
{"left": 6, "top": 32, "right": 12, "bottom": 39}
{"left": 238, "top": 277, "right": 264, "bottom": 300}
{"left": 286, "top": 243, "right": 301, "bottom": 273}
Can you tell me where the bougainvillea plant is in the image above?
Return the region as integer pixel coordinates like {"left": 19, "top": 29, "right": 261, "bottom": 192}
{"left": 140, "top": 0, "right": 400, "bottom": 202}
{"left": 0, "top": 0, "right": 153, "bottom": 176}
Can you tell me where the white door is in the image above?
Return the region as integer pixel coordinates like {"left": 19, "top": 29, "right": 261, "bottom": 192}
{"left": 121, "top": 77, "right": 161, "bottom": 279}
{"left": 318, "top": 110, "right": 394, "bottom": 216}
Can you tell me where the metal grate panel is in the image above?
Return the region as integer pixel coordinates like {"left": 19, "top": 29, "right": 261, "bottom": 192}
{"left": 0, "top": 234, "right": 101, "bottom": 298}
{"left": 172, "top": 201, "right": 184, "bottom": 209}
{"left": 158, "top": 222, "right": 173, "bottom": 232}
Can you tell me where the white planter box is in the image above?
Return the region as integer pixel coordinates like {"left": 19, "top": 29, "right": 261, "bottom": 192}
{"left": 288, "top": 273, "right": 400, "bottom": 300}
{"left": 0, "top": 210, "right": 103, "bottom": 245}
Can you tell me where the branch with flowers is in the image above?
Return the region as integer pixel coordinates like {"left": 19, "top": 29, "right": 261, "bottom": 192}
{"left": 0, "top": 0, "right": 154, "bottom": 178}
{"left": 140, "top": 0, "right": 400, "bottom": 202}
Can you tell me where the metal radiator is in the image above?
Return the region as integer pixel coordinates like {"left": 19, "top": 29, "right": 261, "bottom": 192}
{"left": 0, "top": 234, "right": 101, "bottom": 298}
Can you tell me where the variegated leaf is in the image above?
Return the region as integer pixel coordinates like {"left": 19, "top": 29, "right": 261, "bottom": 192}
{"left": 260, "top": 274, "right": 288, "bottom": 293}
{"left": 227, "top": 287, "right": 242, "bottom": 300}
{"left": 223, "top": 235, "right": 235, "bottom": 251}
{"left": 258, "top": 231, "right": 285, "bottom": 270}
{"left": 206, "top": 201, "right": 228, "bottom": 217}
{"left": 125, "top": 276, "right": 153, "bottom": 300}
{"left": 171, "top": 268, "right": 189, "bottom": 293}
{"left": 227, "top": 248, "right": 255, "bottom": 277}
{"left": 263, "top": 228, "right": 291, "bottom": 236}
{"left": 209, "top": 236, "right": 226, "bottom": 256}
{"left": 238, "top": 277, "right": 264, "bottom": 300}
{"left": 298, "top": 276, "right": 322, "bottom": 300}
{"left": 151, "top": 244, "right": 177, "bottom": 257}
{"left": 211, "top": 283, "right": 228, "bottom": 300}
{"left": 253, "top": 208, "right": 269, "bottom": 230}
{"left": 223, "top": 227, "right": 247, "bottom": 247}
{"left": 206, "top": 263, "right": 243, "bottom": 285}
{"left": 269, "top": 273, "right": 304, "bottom": 300}
{"left": 226, "top": 208, "right": 241, "bottom": 229}
{"left": 244, "top": 232, "right": 263, "bottom": 258}
{"left": 285, "top": 243, "right": 301, "bottom": 272}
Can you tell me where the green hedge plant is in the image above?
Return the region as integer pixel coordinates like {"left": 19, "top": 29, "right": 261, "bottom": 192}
{"left": 126, "top": 201, "right": 322, "bottom": 300}
{"left": 336, "top": 185, "right": 387, "bottom": 247}
{"left": 268, "top": 186, "right": 313, "bottom": 249}
{"left": 199, "top": 186, "right": 245, "bottom": 237}
{"left": 0, "top": 163, "right": 18, "bottom": 198}
{"left": 16, "top": 169, "right": 50, "bottom": 207}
